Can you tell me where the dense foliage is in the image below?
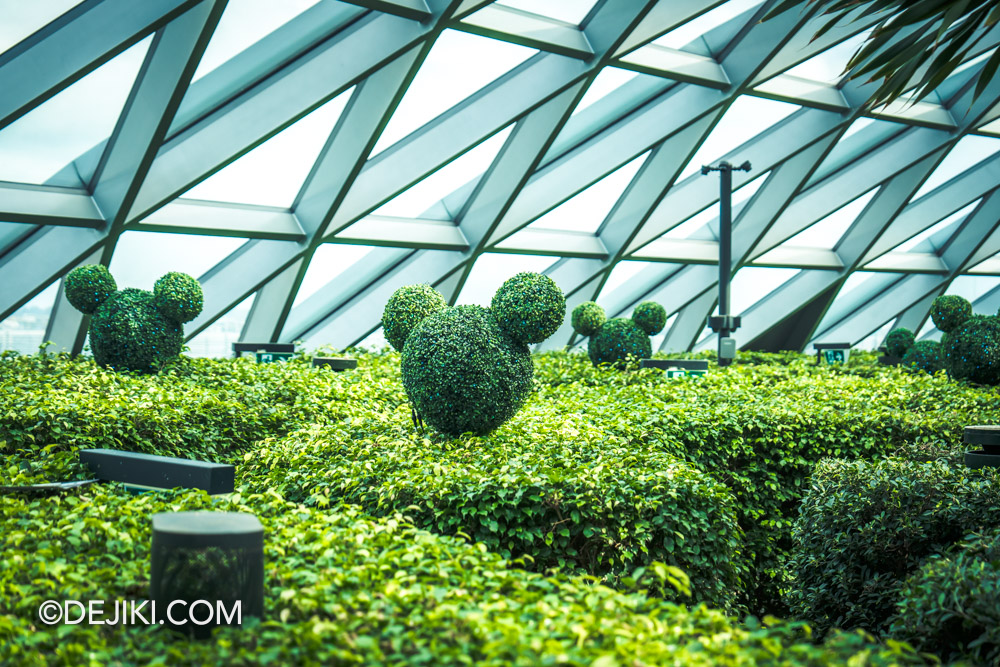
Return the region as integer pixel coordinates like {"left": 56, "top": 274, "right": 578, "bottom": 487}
{"left": 786, "top": 458, "right": 1000, "bottom": 636}
{"left": 489, "top": 272, "right": 565, "bottom": 345}
{"left": 889, "top": 528, "right": 1000, "bottom": 665}
{"left": 381, "top": 283, "right": 447, "bottom": 352}
{"left": 401, "top": 305, "right": 533, "bottom": 436}
{"left": 4, "top": 347, "right": 1000, "bottom": 663}
{"left": 885, "top": 327, "right": 914, "bottom": 358}
{"left": 0, "top": 487, "right": 930, "bottom": 666}
{"left": 64, "top": 266, "right": 203, "bottom": 373}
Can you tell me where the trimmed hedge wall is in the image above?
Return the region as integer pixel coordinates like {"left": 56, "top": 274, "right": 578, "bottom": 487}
{"left": 0, "top": 487, "right": 930, "bottom": 666}
{"left": 786, "top": 459, "right": 1000, "bottom": 636}
{"left": 243, "top": 410, "right": 746, "bottom": 611}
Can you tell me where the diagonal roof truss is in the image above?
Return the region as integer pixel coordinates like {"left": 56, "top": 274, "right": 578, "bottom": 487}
{"left": 3, "top": 0, "right": 1000, "bottom": 356}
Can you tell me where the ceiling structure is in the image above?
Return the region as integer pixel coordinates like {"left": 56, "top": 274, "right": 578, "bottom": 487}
{"left": 3, "top": 0, "right": 1000, "bottom": 357}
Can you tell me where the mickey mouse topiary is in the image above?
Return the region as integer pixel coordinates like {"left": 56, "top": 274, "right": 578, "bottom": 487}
{"left": 923, "top": 294, "right": 1000, "bottom": 385}
{"left": 571, "top": 300, "right": 667, "bottom": 368}
{"left": 65, "top": 265, "right": 203, "bottom": 373}
{"left": 383, "top": 272, "right": 565, "bottom": 436}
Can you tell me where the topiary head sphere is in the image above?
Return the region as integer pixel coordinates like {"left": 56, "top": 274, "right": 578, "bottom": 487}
{"left": 885, "top": 327, "right": 915, "bottom": 358}
{"left": 571, "top": 301, "right": 605, "bottom": 337}
{"left": 65, "top": 264, "right": 117, "bottom": 315}
{"left": 153, "top": 272, "right": 203, "bottom": 323}
{"left": 64, "top": 265, "right": 201, "bottom": 373}
{"left": 588, "top": 318, "right": 652, "bottom": 369}
{"left": 941, "top": 314, "right": 1000, "bottom": 385}
{"left": 901, "top": 340, "right": 944, "bottom": 375}
{"left": 632, "top": 301, "right": 667, "bottom": 335}
{"left": 491, "top": 272, "right": 565, "bottom": 345}
{"left": 382, "top": 284, "right": 447, "bottom": 352}
{"left": 390, "top": 272, "right": 565, "bottom": 435}
{"left": 930, "top": 295, "right": 972, "bottom": 333}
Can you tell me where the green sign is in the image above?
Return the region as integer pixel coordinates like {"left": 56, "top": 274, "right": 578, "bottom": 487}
{"left": 823, "top": 349, "right": 849, "bottom": 365}
{"left": 666, "top": 369, "right": 707, "bottom": 379}
{"left": 256, "top": 352, "right": 293, "bottom": 364}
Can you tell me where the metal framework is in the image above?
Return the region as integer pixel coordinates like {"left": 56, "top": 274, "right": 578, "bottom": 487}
{"left": 4, "top": 0, "right": 1000, "bottom": 355}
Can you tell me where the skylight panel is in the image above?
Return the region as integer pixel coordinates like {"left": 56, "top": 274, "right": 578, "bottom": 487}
{"left": 0, "top": 0, "right": 83, "bottom": 55}
{"left": 495, "top": 0, "right": 599, "bottom": 26}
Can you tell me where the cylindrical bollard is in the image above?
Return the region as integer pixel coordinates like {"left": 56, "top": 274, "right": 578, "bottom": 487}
{"left": 150, "top": 512, "right": 264, "bottom": 638}
{"left": 963, "top": 425, "right": 1000, "bottom": 469}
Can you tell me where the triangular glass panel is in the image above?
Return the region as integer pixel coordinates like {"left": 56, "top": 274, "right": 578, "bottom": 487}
{"left": 782, "top": 188, "right": 877, "bottom": 249}
{"left": 181, "top": 89, "right": 351, "bottom": 208}
{"left": 372, "top": 124, "right": 513, "bottom": 219}
{"left": 598, "top": 260, "right": 652, "bottom": 303}
{"left": 780, "top": 31, "right": 871, "bottom": 84}
{"left": 109, "top": 231, "right": 247, "bottom": 289}
{"left": 854, "top": 320, "right": 893, "bottom": 351}
{"left": 357, "top": 327, "right": 387, "bottom": 351}
{"left": 653, "top": 0, "right": 764, "bottom": 54}
{"left": 293, "top": 244, "right": 375, "bottom": 309}
{"left": 910, "top": 136, "right": 1000, "bottom": 201}
{"left": 661, "top": 170, "right": 768, "bottom": 241}
{"left": 371, "top": 30, "right": 536, "bottom": 157}
{"left": 0, "top": 35, "right": 151, "bottom": 185}
{"left": 191, "top": 0, "right": 323, "bottom": 83}
{"left": 186, "top": 294, "right": 254, "bottom": 358}
{"left": 888, "top": 201, "right": 978, "bottom": 254}
{"left": 525, "top": 151, "right": 649, "bottom": 233}
{"left": 573, "top": 66, "right": 639, "bottom": 117}
{"left": 0, "top": 0, "right": 84, "bottom": 55}
{"left": 941, "top": 275, "right": 1000, "bottom": 310}
{"left": 678, "top": 96, "right": 799, "bottom": 181}
{"left": 814, "top": 270, "right": 900, "bottom": 336}
{"left": 808, "top": 119, "right": 904, "bottom": 187}
{"left": 711, "top": 267, "right": 799, "bottom": 316}
{"left": 0, "top": 281, "right": 58, "bottom": 354}
{"left": 455, "top": 253, "right": 560, "bottom": 307}
{"left": 495, "top": 0, "right": 599, "bottom": 26}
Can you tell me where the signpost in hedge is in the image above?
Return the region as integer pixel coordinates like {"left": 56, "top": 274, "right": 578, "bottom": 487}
{"left": 702, "top": 160, "right": 751, "bottom": 368}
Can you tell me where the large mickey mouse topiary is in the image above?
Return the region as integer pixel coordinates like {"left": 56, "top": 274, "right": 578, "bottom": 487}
{"left": 571, "top": 300, "right": 667, "bottom": 368}
{"left": 926, "top": 294, "right": 1000, "bottom": 385}
{"left": 383, "top": 272, "right": 565, "bottom": 436}
{"left": 65, "top": 265, "right": 203, "bottom": 374}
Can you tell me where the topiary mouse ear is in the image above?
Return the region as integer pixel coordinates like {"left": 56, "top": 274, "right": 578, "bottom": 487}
{"left": 930, "top": 294, "right": 972, "bottom": 333}
{"left": 153, "top": 272, "right": 203, "bottom": 323}
{"left": 491, "top": 272, "right": 565, "bottom": 345}
{"left": 383, "top": 284, "right": 447, "bottom": 352}
{"left": 65, "top": 265, "right": 117, "bottom": 314}
{"left": 632, "top": 301, "right": 667, "bottom": 335}
{"left": 571, "top": 301, "right": 605, "bottom": 337}
{"left": 885, "top": 327, "right": 915, "bottom": 358}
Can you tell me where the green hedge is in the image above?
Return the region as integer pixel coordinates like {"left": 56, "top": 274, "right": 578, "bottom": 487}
{"left": 786, "top": 458, "right": 1000, "bottom": 636}
{"left": 889, "top": 528, "right": 1000, "bottom": 665}
{"left": 0, "top": 487, "right": 930, "bottom": 666}
{"left": 242, "top": 408, "right": 745, "bottom": 611}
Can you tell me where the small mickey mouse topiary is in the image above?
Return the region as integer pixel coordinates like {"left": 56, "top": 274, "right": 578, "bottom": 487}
{"left": 902, "top": 340, "right": 944, "bottom": 375}
{"left": 382, "top": 284, "right": 447, "bottom": 352}
{"left": 885, "top": 327, "right": 915, "bottom": 358}
{"left": 571, "top": 301, "right": 667, "bottom": 368}
{"left": 64, "top": 265, "right": 203, "bottom": 373}
{"left": 383, "top": 272, "right": 565, "bottom": 436}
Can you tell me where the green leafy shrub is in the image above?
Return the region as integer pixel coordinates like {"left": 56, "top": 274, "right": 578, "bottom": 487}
{"left": 786, "top": 458, "right": 1000, "bottom": 636}
{"left": 889, "top": 528, "right": 1000, "bottom": 665}
{"left": 632, "top": 301, "right": 668, "bottom": 335}
{"left": 931, "top": 294, "right": 972, "bottom": 333}
{"left": 391, "top": 274, "right": 565, "bottom": 436}
{"left": 243, "top": 409, "right": 745, "bottom": 610}
{"left": 381, "top": 283, "right": 447, "bottom": 352}
{"left": 490, "top": 272, "right": 565, "bottom": 345}
{"left": 885, "top": 327, "right": 915, "bottom": 358}
{"left": 571, "top": 300, "right": 605, "bottom": 336}
{"left": 943, "top": 314, "right": 1000, "bottom": 385}
{"left": 572, "top": 301, "right": 666, "bottom": 368}
{"left": 64, "top": 266, "right": 203, "bottom": 373}
{"left": 901, "top": 339, "right": 943, "bottom": 374}
{"left": 0, "top": 487, "right": 930, "bottom": 666}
